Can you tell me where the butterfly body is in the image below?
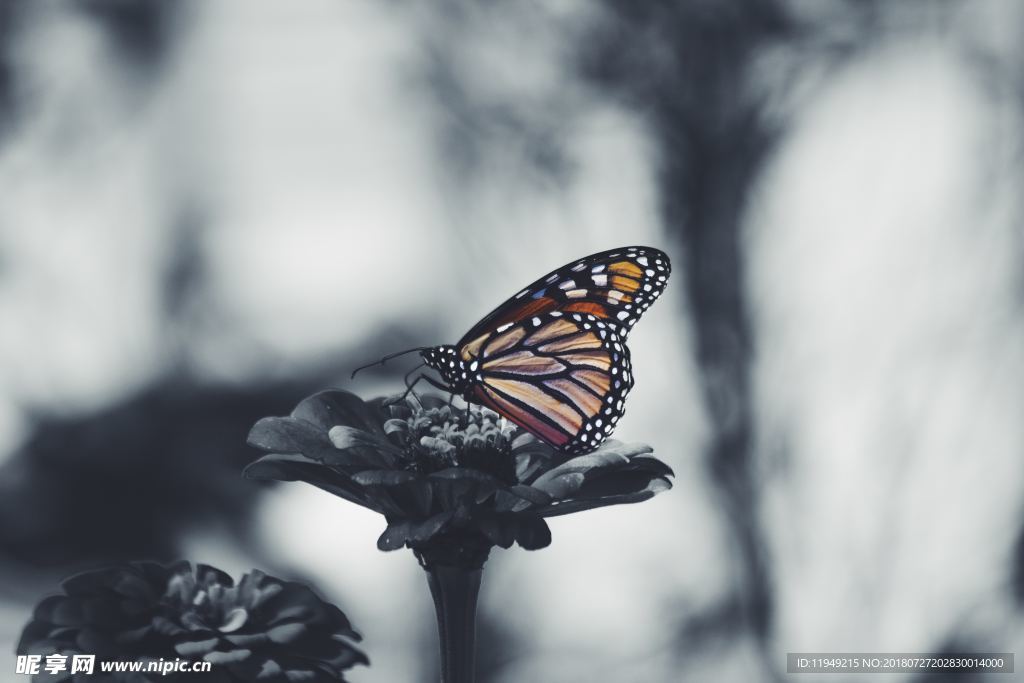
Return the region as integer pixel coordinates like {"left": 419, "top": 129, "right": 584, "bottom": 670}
{"left": 421, "top": 345, "right": 478, "bottom": 395}
{"left": 420, "top": 246, "right": 670, "bottom": 454}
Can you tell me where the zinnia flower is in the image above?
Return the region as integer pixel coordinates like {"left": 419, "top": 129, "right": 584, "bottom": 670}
{"left": 245, "top": 390, "right": 673, "bottom": 568}
{"left": 245, "top": 389, "right": 672, "bottom": 683}
{"left": 18, "top": 561, "right": 367, "bottom": 682}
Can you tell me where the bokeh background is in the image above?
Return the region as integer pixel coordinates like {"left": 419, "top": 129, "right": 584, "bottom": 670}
{"left": 1, "top": 1, "right": 1023, "bottom": 681}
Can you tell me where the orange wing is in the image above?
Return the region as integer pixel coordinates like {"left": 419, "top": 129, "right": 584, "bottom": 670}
{"left": 466, "top": 313, "right": 633, "bottom": 454}
{"left": 457, "top": 246, "right": 670, "bottom": 358}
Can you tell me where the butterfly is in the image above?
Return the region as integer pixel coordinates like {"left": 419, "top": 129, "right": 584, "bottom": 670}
{"left": 357, "top": 246, "right": 670, "bottom": 454}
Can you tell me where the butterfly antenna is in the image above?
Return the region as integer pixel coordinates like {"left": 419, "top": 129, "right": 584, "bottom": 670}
{"left": 351, "top": 347, "right": 429, "bottom": 379}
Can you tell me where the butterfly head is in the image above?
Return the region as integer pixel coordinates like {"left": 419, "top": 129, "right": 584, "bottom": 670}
{"left": 421, "top": 345, "right": 476, "bottom": 394}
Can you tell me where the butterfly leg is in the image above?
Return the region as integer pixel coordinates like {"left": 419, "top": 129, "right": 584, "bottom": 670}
{"left": 383, "top": 373, "right": 426, "bottom": 407}
{"left": 420, "top": 374, "right": 453, "bottom": 394}
{"left": 402, "top": 363, "right": 423, "bottom": 390}
{"left": 387, "top": 372, "right": 452, "bottom": 406}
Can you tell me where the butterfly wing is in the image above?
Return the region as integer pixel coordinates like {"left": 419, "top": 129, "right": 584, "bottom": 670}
{"left": 455, "top": 246, "right": 670, "bottom": 363}
{"left": 466, "top": 312, "right": 633, "bottom": 453}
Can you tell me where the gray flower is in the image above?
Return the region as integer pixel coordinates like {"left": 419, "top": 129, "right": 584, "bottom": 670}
{"left": 18, "top": 562, "right": 367, "bottom": 682}
{"left": 246, "top": 390, "right": 672, "bottom": 567}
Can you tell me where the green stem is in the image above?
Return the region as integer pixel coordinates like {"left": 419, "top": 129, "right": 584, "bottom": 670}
{"left": 423, "top": 564, "right": 482, "bottom": 683}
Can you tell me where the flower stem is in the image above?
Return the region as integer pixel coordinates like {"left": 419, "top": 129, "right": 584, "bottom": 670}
{"left": 423, "top": 564, "right": 482, "bottom": 683}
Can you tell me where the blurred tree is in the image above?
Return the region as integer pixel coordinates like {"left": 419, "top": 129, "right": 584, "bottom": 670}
{"left": 76, "top": 0, "right": 182, "bottom": 76}
{"left": 0, "top": 380, "right": 308, "bottom": 571}
{"left": 581, "top": 0, "right": 792, "bottom": 672}
{"left": 0, "top": 0, "right": 21, "bottom": 135}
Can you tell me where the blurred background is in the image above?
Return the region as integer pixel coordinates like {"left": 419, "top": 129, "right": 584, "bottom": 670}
{"left": 1, "top": 0, "right": 1022, "bottom": 681}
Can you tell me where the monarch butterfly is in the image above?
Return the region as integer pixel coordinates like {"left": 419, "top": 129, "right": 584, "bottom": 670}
{"left": 355, "top": 246, "right": 670, "bottom": 454}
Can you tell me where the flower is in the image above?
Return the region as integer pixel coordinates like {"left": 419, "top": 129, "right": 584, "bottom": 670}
{"left": 18, "top": 561, "right": 367, "bottom": 682}
{"left": 245, "top": 390, "right": 673, "bottom": 568}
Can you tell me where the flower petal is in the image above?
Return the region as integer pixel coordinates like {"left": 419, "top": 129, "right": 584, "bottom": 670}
{"left": 175, "top": 637, "right": 221, "bottom": 656}
{"left": 475, "top": 514, "right": 515, "bottom": 548}
{"left": 586, "top": 440, "right": 655, "bottom": 459}
{"left": 328, "top": 426, "right": 402, "bottom": 465}
{"left": 510, "top": 433, "right": 540, "bottom": 452}
{"left": 531, "top": 451, "right": 628, "bottom": 488}
{"left": 492, "top": 485, "right": 552, "bottom": 513}
{"left": 534, "top": 476, "right": 672, "bottom": 517}
{"left": 513, "top": 516, "right": 552, "bottom": 550}
{"left": 531, "top": 472, "right": 585, "bottom": 498}
{"left": 248, "top": 417, "right": 334, "bottom": 459}
{"left": 20, "top": 562, "right": 367, "bottom": 681}
{"left": 567, "top": 458, "right": 675, "bottom": 499}
{"left": 266, "top": 622, "right": 306, "bottom": 644}
{"left": 351, "top": 470, "right": 417, "bottom": 486}
{"left": 377, "top": 511, "right": 454, "bottom": 551}
{"left": 202, "top": 648, "right": 253, "bottom": 664}
{"left": 376, "top": 521, "right": 414, "bottom": 551}
{"left": 382, "top": 419, "right": 408, "bottom": 436}
{"left": 629, "top": 454, "right": 676, "bottom": 478}
{"left": 292, "top": 390, "right": 386, "bottom": 435}
{"left": 427, "top": 467, "right": 501, "bottom": 485}
{"left": 244, "top": 454, "right": 383, "bottom": 513}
